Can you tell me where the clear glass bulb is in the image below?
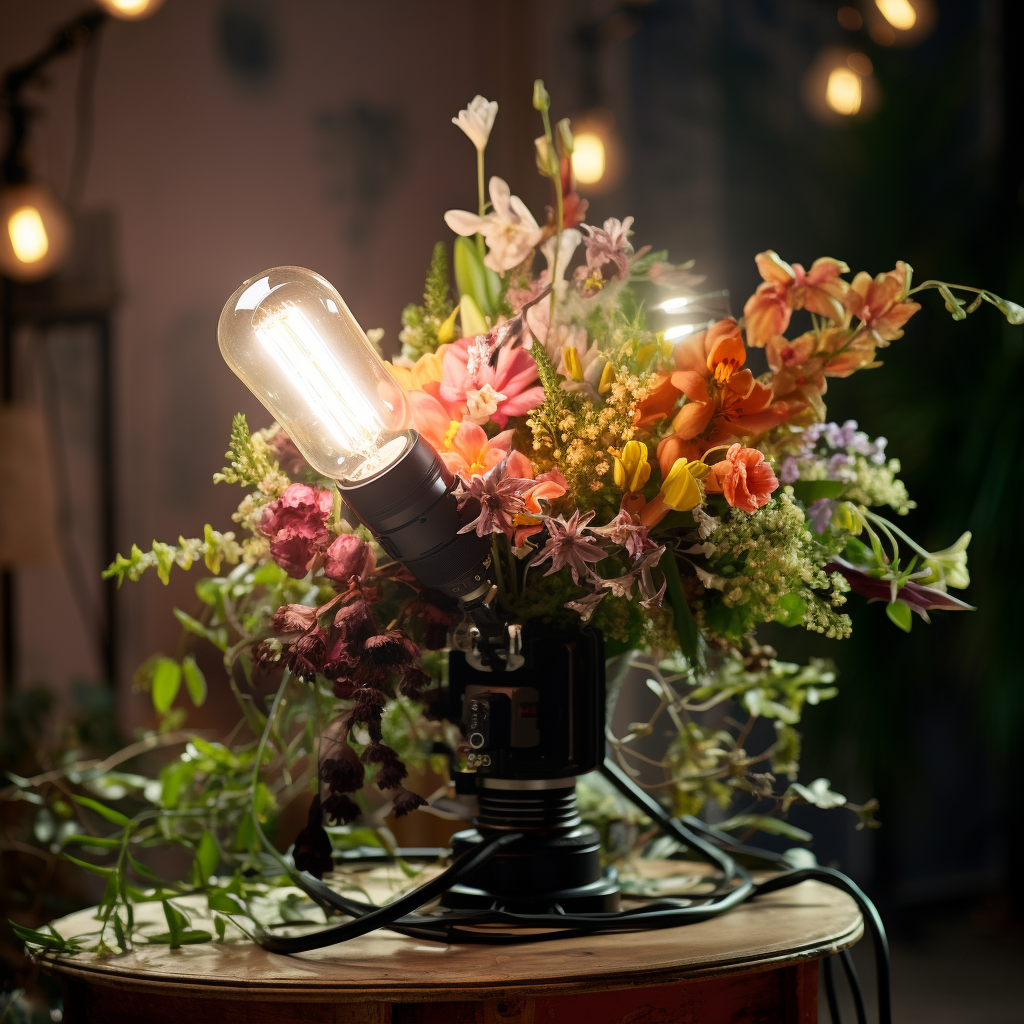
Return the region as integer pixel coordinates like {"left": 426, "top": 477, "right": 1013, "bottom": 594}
{"left": 218, "top": 266, "right": 410, "bottom": 483}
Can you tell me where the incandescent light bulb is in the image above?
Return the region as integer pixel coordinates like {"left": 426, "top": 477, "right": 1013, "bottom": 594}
{"left": 219, "top": 267, "right": 410, "bottom": 484}
{"left": 219, "top": 266, "right": 491, "bottom": 602}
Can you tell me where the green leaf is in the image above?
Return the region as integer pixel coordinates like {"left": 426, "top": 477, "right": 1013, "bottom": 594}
{"left": 791, "top": 480, "right": 846, "bottom": 505}
{"left": 63, "top": 834, "right": 122, "bottom": 849}
{"left": 173, "top": 608, "right": 228, "bottom": 652}
{"left": 146, "top": 929, "right": 212, "bottom": 946}
{"left": 73, "top": 795, "right": 131, "bottom": 828}
{"left": 773, "top": 593, "right": 807, "bottom": 628}
{"left": 63, "top": 853, "right": 116, "bottom": 877}
{"left": 718, "top": 814, "right": 812, "bottom": 842}
{"left": 195, "top": 829, "right": 220, "bottom": 883}
{"left": 453, "top": 236, "right": 493, "bottom": 318}
{"left": 208, "top": 891, "right": 247, "bottom": 915}
{"left": 182, "top": 655, "right": 207, "bottom": 706}
{"left": 658, "top": 549, "right": 704, "bottom": 671}
{"left": 162, "top": 901, "right": 189, "bottom": 949}
{"left": 787, "top": 778, "right": 847, "bottom": 810}
{"left": 10, "top": 921, "right": 80, "bottom": 952}
{"left": 214, "top": 914, "right": 227, "bottom": 942}
{"left": 113, "top": 914, "right": 129, "bottom": 953}
{"left": 886, "top": 601, "right": 913, "bottom": 632}
{"left": 151, "top": 658, "right": 182, "bottom": 714}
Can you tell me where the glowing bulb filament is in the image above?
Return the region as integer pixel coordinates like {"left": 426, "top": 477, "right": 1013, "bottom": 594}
{"left": 8, "top": 207, "right": 50, "bottom": 264}
{"left": 826, "top": 68, "right": 863, "bottom": 116}
{"left": 255, "top": 304, "right": 392, "bottom": 474}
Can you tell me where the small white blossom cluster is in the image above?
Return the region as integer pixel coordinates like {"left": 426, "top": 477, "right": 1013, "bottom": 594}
{"left": 700, "top": 491, "right": 852, "bottom": 640}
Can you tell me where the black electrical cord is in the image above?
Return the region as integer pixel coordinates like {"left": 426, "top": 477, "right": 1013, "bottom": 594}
{"left": 823, "top": 953, "right": 843, "bottom": 1024}
{"left": 255, "top": 830, "right": 522, "bottom": 953}
{"left": 840, "top": 946, "right": 869, "bottom": 1024}
{"left": 256, "top": 761, "right": 891, "bottom": 1024}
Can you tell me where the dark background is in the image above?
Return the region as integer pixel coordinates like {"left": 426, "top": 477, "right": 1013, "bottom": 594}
{"left": 1, "top": 1, "right": 1021, "bottom": 1020}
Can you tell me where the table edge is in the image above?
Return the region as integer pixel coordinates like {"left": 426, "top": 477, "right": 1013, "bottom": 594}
{"left": 39, "top": 916, "right": 863, "bottom": 1004}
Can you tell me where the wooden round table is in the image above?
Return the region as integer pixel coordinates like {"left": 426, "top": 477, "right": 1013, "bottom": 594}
{"left": 40, "top": 872, "right": 862, "bottom": 1024}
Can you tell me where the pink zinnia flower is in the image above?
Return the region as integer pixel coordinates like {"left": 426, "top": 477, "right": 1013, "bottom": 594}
{"left": 407, "top": 390, "right": 513, "bottom": 481}
{"left": 440, "top": 336, "right": 545, "bottom": 429}
{"left": 529, "top": 509, "right": 607, "bottom": 584}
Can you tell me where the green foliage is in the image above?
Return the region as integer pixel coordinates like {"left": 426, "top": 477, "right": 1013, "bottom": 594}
{"left": 399, "top": 241, "right": 456, "bottom": 361}
{"left": 214, "top": 413, "right": 278, "bottom": 489}
{"left": 103, "top": 529, "right": 243, "bottom": 587}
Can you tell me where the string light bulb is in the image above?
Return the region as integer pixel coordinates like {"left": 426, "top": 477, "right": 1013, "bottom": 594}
{"left": 825, "top": 67, "right": 863, "bottom": 116}
{"left": 0, "top": 182, "right": 72, "bottom": 282}
{"left": 572, "top": 133, "right": 606, "bottom": 187}
{"left": 568, "top": 109, "right": 623, "bottom": 195}
{"left": 96, "top": 0, "right": 166, "bottom": 20}
{"left": 876, "top": 0, "right": 917, "bottom": 30}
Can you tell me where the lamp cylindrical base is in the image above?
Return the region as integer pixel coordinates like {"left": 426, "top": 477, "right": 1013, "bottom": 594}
{"left": 440, "top": 783, "right": 621, "bottom": 913}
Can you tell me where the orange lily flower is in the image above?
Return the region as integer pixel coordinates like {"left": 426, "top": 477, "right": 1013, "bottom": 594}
{"left": 743, "top": 251, "right": 850, "bottom": 349}
{"left": 844, "top": 261, "right": 920, "bottom": 343}
{"left": 633, "top": 374, "right": 682, "bottom": 429}
{"left": 506, "top": 450, "right": 568, "bottom": 545}
{"left": 668, "top": 319, "right": 788, "bottom": 443}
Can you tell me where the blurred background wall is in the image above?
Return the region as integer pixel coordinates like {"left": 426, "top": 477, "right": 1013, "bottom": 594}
{"left": 1, "top": 0, "right": 1021, "bottom": 1018}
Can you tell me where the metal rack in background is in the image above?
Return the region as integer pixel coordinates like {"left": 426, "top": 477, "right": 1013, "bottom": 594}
{"left": 0, "top": 209, "right": 119, "bottom": 693}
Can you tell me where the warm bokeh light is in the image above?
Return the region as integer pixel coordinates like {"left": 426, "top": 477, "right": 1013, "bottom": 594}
{"left": 825, "top": 67, "right": 863, "bottom": 116}
{"left": 572, "top": 133, "right": 606, "bottom": 186}
{"left": 837, "top": 6, "right": 863, "bottom": 30}
{"left": 568, "top": 109, "right": 623, "bottom": 195}
{"left": 876, "top": 0, "right": 917, "bottom": 30}
{"left": 8, "top": 206, "right": 49, "bottom": 264}
{"left": 0, "top": 182, "right": 72, "bottom": 282}
{"left": 96, "top": 0, "right": 166, "bottom": 20}
{"left": 847, "top": 52, "right": 873, "bottom": 77}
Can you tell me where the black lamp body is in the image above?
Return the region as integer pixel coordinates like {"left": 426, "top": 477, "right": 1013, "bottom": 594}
{"left": 336, "top": 430, "right": 490, "bottom": 602}
{"left": 337, "top": 430, "right": 618, "bottom": 912}
{"left": 444, "top": 625, "right": 619, "bottom": 913}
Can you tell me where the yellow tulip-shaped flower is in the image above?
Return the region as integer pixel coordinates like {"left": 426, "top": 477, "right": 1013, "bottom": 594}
{"left": 388, "top": 345, "right": 450, "bottom": 391}
{"left": 613, "top": 440, "right": 651, "bottom": 493}
{"left": 660, "top": 458, "right": 709, "bottom": 512}
{"left": 562, "top": 344, "right": 584, "bottom": 382}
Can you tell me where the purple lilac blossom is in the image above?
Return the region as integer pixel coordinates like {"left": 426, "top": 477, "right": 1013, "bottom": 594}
{"left": 808, "top": 499, "right": 837, "bottom": 534}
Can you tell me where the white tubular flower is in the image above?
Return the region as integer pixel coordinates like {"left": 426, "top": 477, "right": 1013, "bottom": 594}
{"left": 541, "top": 227, "right": 582, "bottom": 297}
{"left": 444, "top": 177, "right": 543, "bottom": 273}
{"left": 452, "top": 95, "right": 499, "bottom": 150}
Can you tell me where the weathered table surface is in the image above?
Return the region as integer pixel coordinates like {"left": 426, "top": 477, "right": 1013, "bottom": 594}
{"left": 40, "top": 867, "right": 862, "bottom": 1024}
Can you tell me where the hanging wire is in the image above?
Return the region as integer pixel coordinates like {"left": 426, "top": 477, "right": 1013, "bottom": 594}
{"left": 65, "top": 20, "right": 105, "bottom": 208}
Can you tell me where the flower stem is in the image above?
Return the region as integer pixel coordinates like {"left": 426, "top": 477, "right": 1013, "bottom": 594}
{"left": 249, "top": 672, "right": 294, "bottom": 877}
{"left": 476, "top": 145, "right": 487, "bottom": 263}
{"left": 491, "top": 534, "right": 509, "bottom": 608}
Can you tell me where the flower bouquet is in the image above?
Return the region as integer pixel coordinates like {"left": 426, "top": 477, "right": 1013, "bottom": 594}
{"left": 10, "top": 82, "right": 1019, "bottom": 956}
